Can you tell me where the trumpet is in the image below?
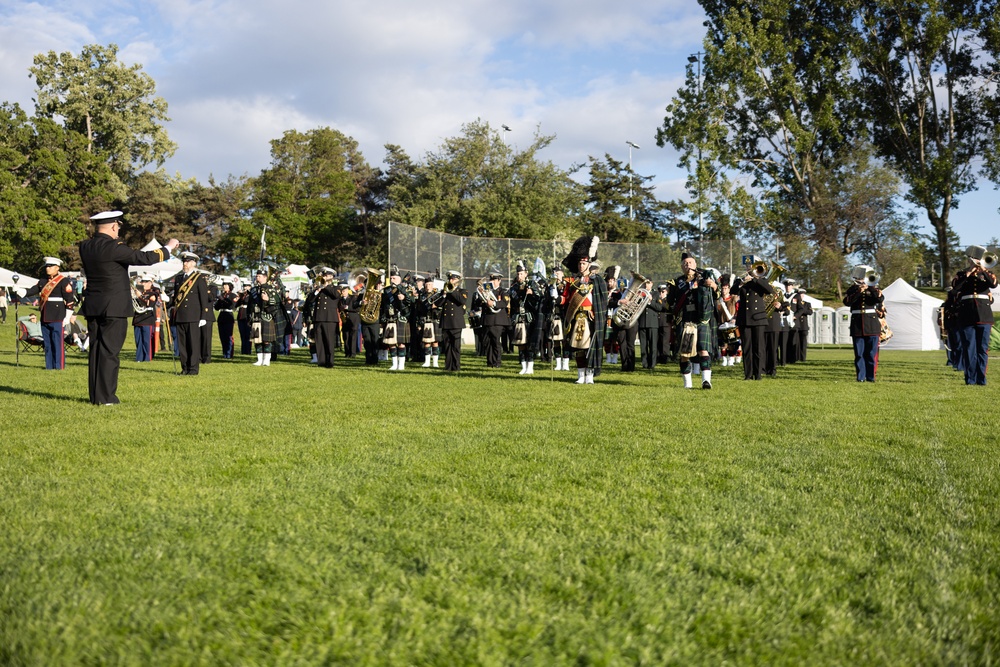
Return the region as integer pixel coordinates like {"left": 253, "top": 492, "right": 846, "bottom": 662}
{"left": 981, "top": 251, "right": 998, "bottom": 271}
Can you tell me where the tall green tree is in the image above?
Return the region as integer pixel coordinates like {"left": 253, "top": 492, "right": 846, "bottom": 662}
{"left": 30, "top": 43, "right": 176, "bottom": 187}
{"left": 580, "top": 154, "right": 665, "bottom": 242}
{"left": 658, "top": 0, "right": 859, "bottom": 234}
{"left": 0, "top": 102, "right": 118, "bottom": 272}
{"left": 385, "top": 120, "right": 583, "bottom": 240}
{"left": 852, "top": 0, "right": 999, "bottom": 279}
{"left": 221, "top": 127, "right": 363, "bottom": 268}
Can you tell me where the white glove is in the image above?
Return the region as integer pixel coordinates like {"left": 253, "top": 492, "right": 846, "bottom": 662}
{"left": 199, "top": 319, "right": 206, "bottom": 327}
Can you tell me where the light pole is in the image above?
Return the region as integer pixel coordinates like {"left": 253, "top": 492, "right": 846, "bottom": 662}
{"left": 12, "top": 273, "right": 19, "bottom": 367}
{"left": 688, "top": 52, "right": 704, "bottom": 262}
{"left": 626, "top": 141, "right": 640, "bottom": 220}
{"left": 502, "top": 124, "right": 511, "bottom": 145}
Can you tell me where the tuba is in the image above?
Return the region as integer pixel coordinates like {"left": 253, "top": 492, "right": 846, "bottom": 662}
{"left": 358, "top": 268, "right": 384, "bottom": 324}
{"left": 762, "top": 260, "right": 787, "bottom": 317}
{"left": 612, "top": 272, "right": 652, "bottom": 328}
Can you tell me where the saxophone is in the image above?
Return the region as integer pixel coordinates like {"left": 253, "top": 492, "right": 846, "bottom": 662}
{"left": 611, "top": 271, "right": 651, "bottom": 328}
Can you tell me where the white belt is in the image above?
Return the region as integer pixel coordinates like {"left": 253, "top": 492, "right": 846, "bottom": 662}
{"left": 219, "top": 309, "right": 234, "bottom": 313}
{"left": 851, "top": 309, "right": 879, "bottom": 314}
{"left": 47, "top": 297, "right": 64, "bottom": 302}
{"left": 961, "top": 294, "right": 990, "bottom": 300}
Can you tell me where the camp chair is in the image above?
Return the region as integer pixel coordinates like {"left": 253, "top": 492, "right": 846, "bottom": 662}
{"left": 16, "top": 321, "right": 44, "bottom": 353}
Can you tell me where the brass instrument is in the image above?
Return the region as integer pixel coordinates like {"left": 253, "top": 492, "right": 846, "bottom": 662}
{"left": 981, "top": 251, "right": 998, "bottom": 270}
{"left": 476, "top": 277, "right": 502, "bottom": 314}
{"left": 358, "top": 267, "right": 384, "bottom": 324}
{"left": 612, "top": 271, "right": 652, "bottom": 328}
{"left": 762, "top": 260, "right": 787, "bottom": 317}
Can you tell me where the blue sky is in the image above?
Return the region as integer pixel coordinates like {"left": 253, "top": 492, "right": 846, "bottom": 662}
{"left": 0, "top": 0, "right": 993, "bottom": 247}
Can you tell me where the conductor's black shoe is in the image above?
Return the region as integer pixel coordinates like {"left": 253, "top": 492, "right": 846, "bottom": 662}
{"left": 702, "top": 380, "right": 712, "bottom": 389}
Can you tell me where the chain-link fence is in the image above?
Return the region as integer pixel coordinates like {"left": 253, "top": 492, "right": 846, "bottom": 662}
{"left": 388, "top": 222, "right": 755, "bottom": 287}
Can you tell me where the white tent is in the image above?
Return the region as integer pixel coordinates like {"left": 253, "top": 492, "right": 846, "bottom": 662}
{"left": 880, "top": 278, "right": 944, "bottom": 350}
{"left": 0, "top": 267, "right": 39, "bottom": 289}
{"left": 129, "top": 238, "right": 182, "bottom": 282}
{"left": 280, "top": 264, "right": 311, "bottom": 300}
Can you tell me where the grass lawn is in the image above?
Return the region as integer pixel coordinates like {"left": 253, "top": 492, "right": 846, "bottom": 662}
{"left": 0, "top": 317, "right": 997, "bottom": 665}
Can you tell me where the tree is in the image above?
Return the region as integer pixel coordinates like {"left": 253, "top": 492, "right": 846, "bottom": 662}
{"left": 658, "top": 0, "right": 859, "bottom": 232}
{"left": 385, "top": 120, "right": 584, "bottom": 240}
{"left": 580, "top": 154, "right": 666, "bottom": 243}
{"left": 853, "top": 0, "right": 999, "bottom": 280}
{"left": 221, "top": 127, "right": 363, "bottom": 268}
{"left": 30, "top": 43, "right": 176, "bottom": 186}
{"left": 0, "top": 102, "right": 118, "bottom": 272}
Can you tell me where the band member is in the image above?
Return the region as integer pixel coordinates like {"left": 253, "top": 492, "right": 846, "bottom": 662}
{"left": 954, "top": 245, "right": 997, "bottom": 385}
{"left": 341, "top": 283, "right": 360, "bottom": 357}
{"left": 439, "top": 270, "right": 468, "bottom": 371}
{"left": 605, "top": 272, "right": 625, "bottom": 366}
{"left": 311, "top": 268, "right": 345, "bottom": 368}
{"left": 776, "top": 279, "right": 798, "bottom": 366}
{"left": 476, "top": 272, "right": 510, "bottom": 368}
{"left": 171, "top": 252, "right": 211, "bottom": 375}
{"left": 19, "top": 256, "right": 76, "bottom": 370}
{"left": 789, "top": 282, "right": 813, "bottom": 362}
{"left": 546, "top": 267, "right": 571, "bottom": 371}
{"left": 736, "top": 258, "right": 774, "bottom": 381}
{"left": 561, "top": 235, "right": 607, "bottom": 384}
{"left": 414, "top": 275, "right": 442, "bottom": 367}
{"left": 356, "top": 272, "right": 383, "bottom": 366}
{"left": 635, "top": 277, "right": 663, "bottom": 370}
{"left": 132, "top": 275, "right": 158, "bottom": 362}
{"left": 201, "top": 279, "right": 218, "bottom": 364}
{"left": 78, "top": 210, "right": 178, "bottom": 404}
{"left": 381, "top": 265, "right": 414, "bottom": 370}
{"left": 942, "top": 280, "right": 964, "bottom": 372}
{"left": 843, "top": 264, "right": 885, "bottom": 382}
{"left": 716, "top": 275, "right": 740, "bottom": 366}
{"left": 668, "top": 254, "right": 718, "bottom": 388}
{"left": 656, "top": 283, "right": 673, "bottom": 365}
{"left": 236, "top": 283, "right": 252, "bottom": 355}
{"left": 214, "top": 281, "right": 239, "bottom": 359}
{"left": 764, "top": 283, "right": 785, "bottom": 376}
{"left": 610, "top": 271, "right": 640, "bottom": 372}
{"left": 248, "top": 266, "right": 280, "bottom": 366}
{"left": 509, "top": 260, "right": 543, "bottom": 375}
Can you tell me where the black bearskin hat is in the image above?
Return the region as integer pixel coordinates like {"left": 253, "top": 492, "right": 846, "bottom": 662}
{"left": 562, "top": 235, "right": 600, "bottom": 271}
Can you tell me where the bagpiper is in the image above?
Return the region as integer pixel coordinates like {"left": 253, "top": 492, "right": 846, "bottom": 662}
{"left": 248, "top": 265, "right": 281, "bottom": 367}
{"left": 560, "top": 235, "right": 607, "bottom": 384}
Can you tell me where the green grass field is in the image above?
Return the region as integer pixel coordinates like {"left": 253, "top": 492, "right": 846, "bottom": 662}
{"left": 1, "top": 316, "right": 997, "bottom": 665}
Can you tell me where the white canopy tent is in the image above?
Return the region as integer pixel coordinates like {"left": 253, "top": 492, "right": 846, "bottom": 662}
{"left": 0, "top": 267, "right": 39, "bottom": 289}
{"left": 280, "top": 264, "right": 311, "bottom": 300}
{"left": 880, "top": 278, "right": 944, "bottom": 350}
{"left": 128, "top": 239, "right": 182, "bottom": 282}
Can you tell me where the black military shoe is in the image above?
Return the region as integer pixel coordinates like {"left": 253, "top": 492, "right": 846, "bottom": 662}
{"left": 702, "top": 380, "right": 712, "bottom": 390}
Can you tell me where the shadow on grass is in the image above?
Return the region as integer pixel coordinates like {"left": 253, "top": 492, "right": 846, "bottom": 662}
{"left": 0, "top": 384, "right": 90, "bottom": 403}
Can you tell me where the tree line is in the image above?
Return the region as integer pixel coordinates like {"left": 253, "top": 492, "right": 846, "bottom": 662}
{"left": 3, "top": 5, "right": 997, "bottom": 291}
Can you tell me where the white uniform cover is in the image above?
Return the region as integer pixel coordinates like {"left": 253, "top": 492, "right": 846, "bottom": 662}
{"left": 880, "top": 278, "right": 944, "bottom": 350}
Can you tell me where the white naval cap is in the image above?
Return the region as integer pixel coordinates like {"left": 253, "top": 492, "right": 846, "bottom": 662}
{"left": 43, "top": 256, "right": 63, "bottom": 267}
{"left": 90, "top": 210, "right": 123, "bottom": 222}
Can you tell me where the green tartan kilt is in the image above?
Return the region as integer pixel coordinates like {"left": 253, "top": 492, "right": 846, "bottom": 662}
{"left": 252, "top": 319, "right": 277, "bottom": 343}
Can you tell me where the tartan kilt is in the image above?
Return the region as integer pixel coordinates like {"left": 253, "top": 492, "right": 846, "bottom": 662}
{"left": 422, "top": 321, "right": 442, "bottom": 343}
{"left": 384, "top": 319, "right": 410, "bottom": 345}
{"left": 252, "top": 318, "right": 277, "bottom": 343}
{"left": 695, "top": 322, "right": 713, "bottom": 355}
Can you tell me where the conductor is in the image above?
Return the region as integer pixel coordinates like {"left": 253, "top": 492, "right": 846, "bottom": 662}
{"left": 78, "top": 211, "right": 179, "bottom": 405}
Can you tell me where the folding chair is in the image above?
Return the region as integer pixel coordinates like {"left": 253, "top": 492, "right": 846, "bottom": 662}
{"left": 17, "top": 321, "right": 44, "bottom": 354}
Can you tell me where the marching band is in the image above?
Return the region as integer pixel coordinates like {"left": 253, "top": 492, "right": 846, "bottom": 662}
{"left": 12, "top": 228, "right": 998, "bottom": 395}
